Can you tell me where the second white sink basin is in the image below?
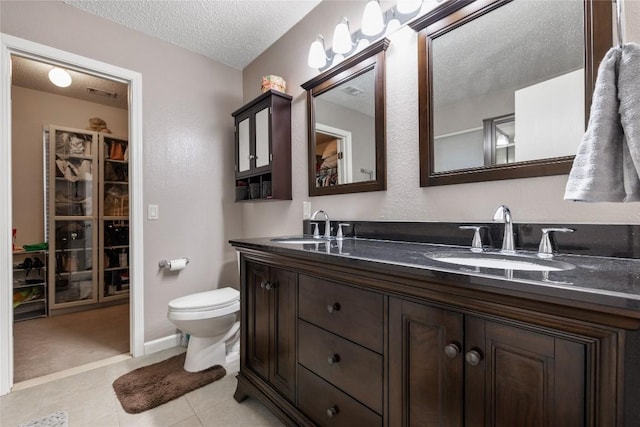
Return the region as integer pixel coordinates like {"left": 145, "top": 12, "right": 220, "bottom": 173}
{"left": 427, "top": 252, "right": 575, "bottom": 272}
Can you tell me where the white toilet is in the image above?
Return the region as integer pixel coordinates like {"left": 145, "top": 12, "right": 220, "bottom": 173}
{"left": 167, "top": 287, "right": 240, "bottom": 372}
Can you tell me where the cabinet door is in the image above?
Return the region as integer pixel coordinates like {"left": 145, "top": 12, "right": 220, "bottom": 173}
{"left": 464, "top": 317, "right": 586, "bottom": 427}
{"left": 389, "top": 298, "right": 464, "bottom": 427}
{"left": 269, "top": 267, "right": 297, "bottom": 401}
{"left": 237, "top": 117, "right": 251, "bottom": 173}
{"left": 245, "top": 261, "right": 271, "bottom": 381}
{"left": 255, "top": 106, "right": 270, "bottom": 169}
{"left": 48, "top": 127, "right": 99, "bottom": 309}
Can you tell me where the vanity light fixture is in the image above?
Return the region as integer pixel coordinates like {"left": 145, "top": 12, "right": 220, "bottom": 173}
{"left": 332, "top": 17, "right": 354, "bottom": 54}
{"left": 307, "top": 0, "right": 424, "bottom": 70}
{"left": 48, "top": 67, "right": 72, "bottom": 88}
{"left": 308, "top": 35, "right": 329, "bottom": 69}
{"left": 397, "top": 0, "right": 423, "bottom": 14}
{"left": 362, "top": 0, "right": 385, "bottom": 36}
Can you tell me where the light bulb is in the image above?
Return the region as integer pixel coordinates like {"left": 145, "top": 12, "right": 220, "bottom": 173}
{"left": 48, "top": 67, "right": 72, "bottom": 88}
{"left": 332, "top": 17, "right": 353, "bottom": 55}
{"left": 355, "top": 38, "right": 370, "bottom": 52}
{"left": 385, "top": 17, "right": 401, "bottom": 35}
{"left": 362, "top": 0, "right": 385, "bottom": 36}
{"left": 331, "top": 54, "right": 345, "bottom": 68}
{"left": 308, "top": 35, "right": 327, "bottom": 69}
{"left": 396, "top": 0, "right": 422, "bottom": 14}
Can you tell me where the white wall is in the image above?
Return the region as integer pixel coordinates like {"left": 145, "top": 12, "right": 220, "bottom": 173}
{"left": 1, "top": 0, "right": 244, "bottom": 342}
{"left": 515, "top": 69, "right": 585, "bottom": 162}
{"left": 11, "top": 85, "right": 128, "bottom": 246}
{"left": 241, "top": 0, "right": 640, "bottom": 234}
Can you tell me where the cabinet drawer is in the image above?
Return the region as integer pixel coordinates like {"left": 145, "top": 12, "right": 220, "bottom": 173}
{"left": 298, "top": 275, "right": 383, "bottom": 353}
{"left": 299, "top": 320, "right": 383, "bottom": 414}
{"left": 298, "top": 365, "right": 382, "bottom": 427}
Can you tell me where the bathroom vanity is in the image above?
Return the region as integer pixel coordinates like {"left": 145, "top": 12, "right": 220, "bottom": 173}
{"left": 230, "top": 235, "right": 640, "bottom": 426}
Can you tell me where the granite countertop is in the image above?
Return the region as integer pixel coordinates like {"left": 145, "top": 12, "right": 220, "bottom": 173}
{"left": 230, "top": 236, "right": 640, "bottom": 314}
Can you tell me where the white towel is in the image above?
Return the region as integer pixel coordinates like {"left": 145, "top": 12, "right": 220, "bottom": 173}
{"left": 564, "top": 43, "right": 640, "bottom": 202}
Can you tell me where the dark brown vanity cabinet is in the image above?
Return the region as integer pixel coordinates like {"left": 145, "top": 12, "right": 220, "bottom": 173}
{"left": 232, "top": 90, "right": 292, "bottom": 201}
{"left": 233, "top": 249, "right": 633, "bottom": 426}
{"left": 389, "top": 299, "right": 587, "bottom": 427}
{"left": 243, "top": 260, "right": 297, "bottom": 402}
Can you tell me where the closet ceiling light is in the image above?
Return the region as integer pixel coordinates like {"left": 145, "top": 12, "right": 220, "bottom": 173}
{"left": 48, "top": 67, "right": 72, "bottom": 88}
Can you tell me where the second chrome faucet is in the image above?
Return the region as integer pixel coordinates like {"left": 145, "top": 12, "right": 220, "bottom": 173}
{"left": 493, "top": 205, "right": 515, "bottom": 253}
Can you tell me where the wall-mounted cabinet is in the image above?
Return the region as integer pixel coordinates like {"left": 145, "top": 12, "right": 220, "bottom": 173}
{"left": 232, "top": 90, "right": 292, "bottom": 201}
{"left": 46, "top": 125, "right": 129, "bottom": 311}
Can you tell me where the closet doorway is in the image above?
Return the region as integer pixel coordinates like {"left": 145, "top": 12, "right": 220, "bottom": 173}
{"left": 0, "top": 35, "right": 144, "bottom": 394}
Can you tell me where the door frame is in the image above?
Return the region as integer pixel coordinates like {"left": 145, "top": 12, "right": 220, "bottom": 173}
{"left": 315, "top": 123, "right": 352, "bottom": 184}
{"left": 0, "top": 33, "right": 145, "bottom": 395}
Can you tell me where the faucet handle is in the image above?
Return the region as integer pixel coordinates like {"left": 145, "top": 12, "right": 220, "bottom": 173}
{"left": 459, "top": 225, "right": 486, "bottom": 252}
{"left": 311, "top": 222, "right": 320, "bottom": 239}
{"left": 336, "top": 223, "right": 351, "bottom": 240}
{"left": 538, "top": 227, "right": 574, "bottom": 258}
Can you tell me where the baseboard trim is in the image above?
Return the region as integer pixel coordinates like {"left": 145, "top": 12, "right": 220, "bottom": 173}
{"left": 144, "top": 333, "right": 182, "bottom": 355}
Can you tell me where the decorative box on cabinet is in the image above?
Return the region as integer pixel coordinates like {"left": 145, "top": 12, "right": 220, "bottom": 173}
{"left": 13, "top": 250, "right": 48, "bottom": 321}
{"left": 232, "top": 90, "right": 292, "bottom": 201}
{"left": 46, "top": 125, "right": 129, "bottom": 311}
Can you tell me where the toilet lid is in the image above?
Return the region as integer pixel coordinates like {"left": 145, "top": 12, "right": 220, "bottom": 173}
{"left": 168, "top": 287, "right": 239, "bottom": 312}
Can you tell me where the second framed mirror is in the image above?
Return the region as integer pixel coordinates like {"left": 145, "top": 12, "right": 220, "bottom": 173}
{"left": 302, "top": 38, "right": 389, "bottom": 196}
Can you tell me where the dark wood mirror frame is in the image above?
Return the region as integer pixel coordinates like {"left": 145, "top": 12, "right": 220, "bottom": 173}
{"left": 302, "top": 38, "right": 389, "bottom": 196}
{"left": 409, "top": 0, "right": 613, "bottom": 187}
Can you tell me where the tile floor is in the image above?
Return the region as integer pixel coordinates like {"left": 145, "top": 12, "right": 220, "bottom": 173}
{"left": 1, "top": 347, "right": 284, "bottom": 427}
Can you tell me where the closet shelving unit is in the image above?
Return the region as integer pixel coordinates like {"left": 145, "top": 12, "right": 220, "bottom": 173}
{"left": 12, "top": 250, "right": 48, "bottom": 321}
{"left": 46, "top": 125, "right": 129, "bottom": 312}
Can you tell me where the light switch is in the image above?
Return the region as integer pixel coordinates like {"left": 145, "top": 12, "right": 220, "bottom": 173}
{"left": 148, "top": 204, "right": 159, "bottom": 220}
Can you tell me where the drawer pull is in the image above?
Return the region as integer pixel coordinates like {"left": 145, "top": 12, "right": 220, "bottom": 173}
{"left": 327, "top": 353, "right": 341, "bottom": 366}
{"left": 444, "top": 343, "right": 460, "bottom": 358}
{"left": 465, "top": 349, "right": 483, "bottom": 366}
{"left": 326, "top": 406, "right": 339, "bottom": 418}
{"left": 327, "top": 303, "right": 341, "bottom": 313}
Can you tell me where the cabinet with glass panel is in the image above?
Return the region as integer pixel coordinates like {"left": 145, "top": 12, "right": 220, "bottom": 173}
{"left": 46, "top": 125, "right": 129, "bottom": 310}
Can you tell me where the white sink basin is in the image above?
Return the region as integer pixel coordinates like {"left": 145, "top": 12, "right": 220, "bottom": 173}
{"left": 427, "top": 252, "right": 575, "bottom": 272}
{"left": 271, "top": 237, "right": 332, "bottom": 244}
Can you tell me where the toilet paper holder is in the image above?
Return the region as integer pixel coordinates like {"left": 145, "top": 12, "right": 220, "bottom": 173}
{"left": 159, "top": 257, "right": 190, "bottom": 270}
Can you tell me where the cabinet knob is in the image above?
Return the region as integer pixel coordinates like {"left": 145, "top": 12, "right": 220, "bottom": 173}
{"left": 327, "top": 354, "right": 340, "bottom": 366}
{"left": 444, "top": 343, "right": 460, "bottom": 358}
{"left": 326, "top": 406, "right": 339, "bottom": 418}
{"left": 248, "top": 154, "right": 255, "bottom": 160}
{"left": 327, "top": 303, "right": 341, "bottom": 313}
{"left": 465, "top": 349, "right": 483, "bottom": 366}
{"left": 260, "top": 280, "right": 274, "bottom": 290}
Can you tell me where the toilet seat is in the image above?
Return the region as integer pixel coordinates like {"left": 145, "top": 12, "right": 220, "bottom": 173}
{"left": 168, "top": 287, "right": 239, "bottom": 320}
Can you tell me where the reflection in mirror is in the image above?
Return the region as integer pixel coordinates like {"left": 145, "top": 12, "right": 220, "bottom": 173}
{"left": 302, "top": 39, "right": 389, "bottom": 196}
{"left": 411, "top": 0, "right": 612, "bottom": 186}
{"left": 314, "top": 71, "right": 376, "bottom": 186}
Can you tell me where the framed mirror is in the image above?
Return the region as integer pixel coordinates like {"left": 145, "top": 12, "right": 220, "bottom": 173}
{"left": 410, "top": 0, "right": 612, "bottom": 186}
{"left": 302, "top": 39, "right": 389, "bottom": 196}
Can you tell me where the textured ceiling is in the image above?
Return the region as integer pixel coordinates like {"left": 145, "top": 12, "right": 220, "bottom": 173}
{"left": 433, "top": 0, "right": 584, "bottom": 107}
{"left": 11, "top": 55, "right": 129, "bottom": 109}
{"left": 63, "top": 0, "right": 323, "bottom": 70}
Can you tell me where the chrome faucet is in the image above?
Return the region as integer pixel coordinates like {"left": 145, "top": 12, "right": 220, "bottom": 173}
{"left": 493, "top": 205, "right": 515, "bottom": 253}
{"left": 310, "top": 210, "right": 331, "bottom": 239}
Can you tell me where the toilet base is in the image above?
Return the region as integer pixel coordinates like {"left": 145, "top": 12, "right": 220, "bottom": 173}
{"left": 183, "top": 321, "right": 241, "bottom": 372}
{"left": 184, "top": 336, "right": 226, "bottom": 372}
